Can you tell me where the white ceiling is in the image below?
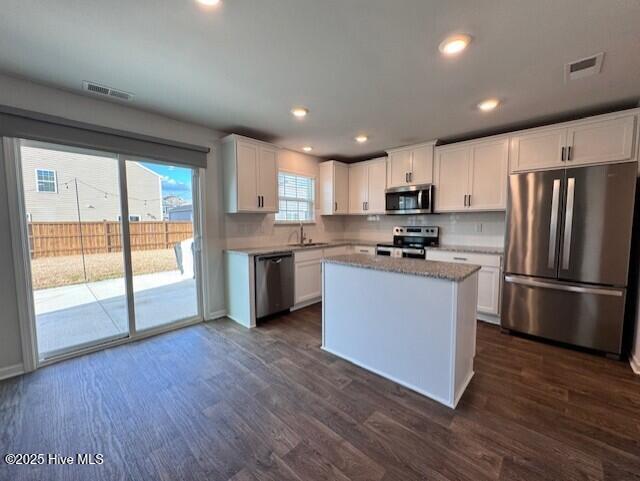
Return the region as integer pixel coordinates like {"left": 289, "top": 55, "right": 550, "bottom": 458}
{"left": 1, "top": 0, "right": 639, "bottom": 159}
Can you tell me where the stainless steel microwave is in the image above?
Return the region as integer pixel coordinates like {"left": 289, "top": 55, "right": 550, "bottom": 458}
{"left": 385, "top": 184, "right": 434, "bottom": 214}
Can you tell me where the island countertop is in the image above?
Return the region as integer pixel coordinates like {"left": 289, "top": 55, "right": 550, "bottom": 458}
{"left": 323, "top": 254, "right": 480, "bottom": 282}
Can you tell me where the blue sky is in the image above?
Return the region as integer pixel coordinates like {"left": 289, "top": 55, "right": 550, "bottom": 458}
{"left": 142, "top": 162, "right": 193, "bottom": 202}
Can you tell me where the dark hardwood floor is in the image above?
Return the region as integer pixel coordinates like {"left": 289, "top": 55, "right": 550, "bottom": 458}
{"left": 1, "top": 304, "right": 640, "bottom": 481}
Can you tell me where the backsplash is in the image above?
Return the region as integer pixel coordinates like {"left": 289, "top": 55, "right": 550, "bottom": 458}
{"left": 224, "top": 212, "right": 345, "bottom": 249}
{"left": 341, "top": 211, "right": 506, "bottom": 248}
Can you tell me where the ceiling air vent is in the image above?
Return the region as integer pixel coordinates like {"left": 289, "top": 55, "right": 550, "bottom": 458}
{"left": 82, "top": 81, "right": 134, "bottom": 101}
{"left": 565, "top": 53, "right": 604, "bottom": 82}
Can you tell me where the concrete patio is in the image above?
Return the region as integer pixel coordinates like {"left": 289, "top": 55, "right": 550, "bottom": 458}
{"left": 34, "top": 270, "right": 198, "bottom": 357}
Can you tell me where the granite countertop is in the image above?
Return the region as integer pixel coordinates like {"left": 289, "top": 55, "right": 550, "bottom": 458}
{"left": 324, "top": 254, "right": 480, "bottom": 282}
{"left": 225, "top": 239, "right": 381, "bottom": 256}
{"left": 225, "top": 239, "right": 503, "bottom": 257}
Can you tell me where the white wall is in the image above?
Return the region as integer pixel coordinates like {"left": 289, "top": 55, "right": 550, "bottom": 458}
{"left": 342, "top": 211, "right": 506, "bottom": 247}
{"left": 0, "top": 73, "right": 226, "bottom": 373}
{"left": 224, "top": 149, "right": 345, "bottom": 249}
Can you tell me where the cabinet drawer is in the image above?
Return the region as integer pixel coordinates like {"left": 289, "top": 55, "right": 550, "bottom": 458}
{"left": 294, "top": 248, "right": 324, "bottom": 263}
{"left": 323, "top": 246, "right": 350, "bottom": 257}
{"left": 426, "top": 250, "right": 501, "bottom": 268}
{"left": 353, "top": 245, "right": 376, "bottom": 255}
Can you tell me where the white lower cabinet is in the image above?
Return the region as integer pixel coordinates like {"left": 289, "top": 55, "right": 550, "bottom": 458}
{"left": 426, "top": 250, "right": 502, "bottom": 322}
{"left": 294, "top": 250, "right": 323, "bottom": 306}
{"left": 293, "top": 245, "right": 351, "bottom": 308}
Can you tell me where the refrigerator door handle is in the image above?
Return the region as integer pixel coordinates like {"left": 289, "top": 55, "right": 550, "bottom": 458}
{"left": 548, "top": 179, "right": 561, "bottom": 268}
{"left": 504, "top": 275, "right": 623, "bottom": 297}
{"left": 562, "top": 177, "right": 575, "bottom": 270}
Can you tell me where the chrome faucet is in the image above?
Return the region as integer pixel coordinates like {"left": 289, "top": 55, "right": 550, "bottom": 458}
{"left": 299, "top": 221, "right": 307, "bottom": 245}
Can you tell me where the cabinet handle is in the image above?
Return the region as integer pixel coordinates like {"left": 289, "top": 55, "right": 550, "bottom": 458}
{"left": 453, "top": 257, "right": 468, "bottom": 261}
{"left": 405, "top": 172, "right": 409, "bottom": 183}
{"left": 561, "top": 146, "right": 566, "bottom": 162}
{"left": 260, "top": 196, "right": 264, "bottom": 208}
{"left": 463, "top": 194, "right": 467, "bottom": 207}
{"left": 335, "top": 201, "right": 338, "bottom": 212}
{"left": 409, "top": 172, "right": 412, "bottom": 183}
{"left": 257, "top": 196, "right": 261, "bottom": 208}
{"left": 567, "top": 146, "right": 572, "bottom": 161}
{"left": 468, "top": 194, "right": 471, "bottom": 207}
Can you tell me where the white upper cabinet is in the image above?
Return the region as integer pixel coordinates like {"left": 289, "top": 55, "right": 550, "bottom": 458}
{"left": 222, "top": 135, "right": 279, "bottom": 213}
{"left": 434, "top": 136, "right": 508, "bottom": 212}
{"left": 349, "top": 162, "right": 368, "bottom": 214}
{"left": 510, "top": 112, "right": 637, "bottom": 173}
{"left": 257, "top": 145, "right": 278, "bottom": 211}
{"left": 387, "top": 149, "right": 412, "bottom": 187}
{"left": 386, "top": 141, "right": 435, "bottom": 187}
{"left": 366, "top": 158, "right": 387, "bottom": 213}
{"left": 319, "top": 160, "right": 349, "bottom": 215}
{"left": 348, "top": 157, "right": 387, "bottom": 214}
{"left": 468, "top": 138, "right": 509, "bottom": 210}
{"left": 434, "top": 145, "right": 470, "bottom": 212}
{"left": 510, "top": 127, "right": 567, "bottom": 172}
{"left": 565, "top": 115, "right": 636, "bottom": 166}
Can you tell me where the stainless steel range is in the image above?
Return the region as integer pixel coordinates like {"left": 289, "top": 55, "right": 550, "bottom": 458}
{"left": 376, "top": 226, "right": 439, "bottom": 259}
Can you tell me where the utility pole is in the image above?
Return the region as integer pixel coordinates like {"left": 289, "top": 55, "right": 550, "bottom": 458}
{"left": 74, "top": 178, "right": 88, "bottom": 281}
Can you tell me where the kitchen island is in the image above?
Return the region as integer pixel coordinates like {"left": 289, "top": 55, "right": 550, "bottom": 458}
{"left": 322, "top": 254, "right": 480, "bottom": 408}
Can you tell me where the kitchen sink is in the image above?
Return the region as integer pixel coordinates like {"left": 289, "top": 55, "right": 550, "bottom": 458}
{"left": 291, "top": 242, "right": 329, "bottom": 248}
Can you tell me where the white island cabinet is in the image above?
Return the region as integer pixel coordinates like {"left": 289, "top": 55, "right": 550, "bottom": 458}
{"left": 322, "top": 254, "right": 479, "bottom": 409}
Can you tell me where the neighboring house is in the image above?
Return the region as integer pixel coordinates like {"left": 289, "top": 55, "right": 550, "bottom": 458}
{"left": 21, "top": 141, "right": 163, "bottom": 222}
{"left": 167, "top": 204, "right": 193, "bottom": 221}
{"left": 163, "top": 194, "right": 187, "bottom": 219}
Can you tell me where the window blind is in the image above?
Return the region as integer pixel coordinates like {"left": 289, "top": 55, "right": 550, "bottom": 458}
{"left": 275, "top": 172, "right": 315, "bottom": 222}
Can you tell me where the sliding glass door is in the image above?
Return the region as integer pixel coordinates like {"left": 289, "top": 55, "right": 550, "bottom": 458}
{"left": 18, "top": 140, "right": 130, "bottom": 359}
{"left": 12, "top": 139, "right": 202, "bottom": 361}
{"left": 125, "top": 159, "right": 200, "bottom": 331}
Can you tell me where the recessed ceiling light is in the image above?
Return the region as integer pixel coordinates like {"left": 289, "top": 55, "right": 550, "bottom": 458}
{"left": 291, "top": 107, "right": 309, "bottom": 118}
{"left": 439, "top": 34, "right": 472, "bottom": 56}
{"left": 355, "top": 135, "right": 368, "bottom": 143}
{"left": 302, "top": 146, "right": 313, "bottom": 152}
{"left": 196, "top": 0, "right": 221, "bottom": 6}
{"left": 477, "top": 98, "right": 500, "bottom": 112}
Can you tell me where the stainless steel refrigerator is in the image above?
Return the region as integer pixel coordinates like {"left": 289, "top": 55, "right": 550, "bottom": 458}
{"left": 501, "top": 161, "right": 637, "bottom": 356}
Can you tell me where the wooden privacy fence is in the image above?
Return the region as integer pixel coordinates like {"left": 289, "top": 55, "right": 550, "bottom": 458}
{"left": 28, "top": 221, "right": 194, "bottom": 258}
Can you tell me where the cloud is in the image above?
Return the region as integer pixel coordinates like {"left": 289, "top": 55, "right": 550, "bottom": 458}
{"left": 161, "top": 175, "right": 178, "bottom": 185}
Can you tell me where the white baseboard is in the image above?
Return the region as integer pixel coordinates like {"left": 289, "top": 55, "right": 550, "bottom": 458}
{"left": 0, "top": 363, "right": 24, "bottom": 381}
{"left": 206, "top": 309, "right": 227, "bottom": 321}
{"left": 477, "top": 313, "right": 500, "bottom": 325}
{"left": 630, "top": 351, "right": 640, "bottom": 375}
{"left": 291, "top": 298, "right": 321, "bottom": 311}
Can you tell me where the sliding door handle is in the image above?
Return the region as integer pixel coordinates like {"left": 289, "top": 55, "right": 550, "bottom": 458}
{"left": 561, "top": 177, "right": 575, "bottom": 270}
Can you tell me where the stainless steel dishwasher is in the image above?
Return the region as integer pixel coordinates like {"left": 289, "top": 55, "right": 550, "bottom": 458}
{"left": 255, "top": 252, "right": 294, "bottom": 319}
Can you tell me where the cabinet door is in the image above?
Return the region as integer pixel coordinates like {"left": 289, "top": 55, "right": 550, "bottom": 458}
{"left": 367, "top": 159, "right": 387, "bottom": 213}
{"left": 348, "top": 163, "right": 368, "bottom": 214}
{"left": 566, "top": 115, "right": 636, "bottom": 166}
{"left": 468, "top": 138, "right": 509, "bottom": 211}
{"left": 434, "top": 146, "right": 470, "bottom": 212}
{"left": 410, "top": 144, "right": 434, "bottom": 184}
{"left": 294, "top": 260, "right": 322, "bottom": 305}
{"left": 387, "top": 150, "right": 412, "bottom": 187}
{"left": 236, "top": 141, "right": 259, "bottom": 211}
{"left": 477, "top": 266, "right": 500, "bottom": 315}
{"left": 510, "top": 127, "right": 567, "bottom": 172}
{"left": 334, "top": 162, "right": 350, "bottom": 214}
{"left": 258, "top": 146, "right": 278, "bottom": 212}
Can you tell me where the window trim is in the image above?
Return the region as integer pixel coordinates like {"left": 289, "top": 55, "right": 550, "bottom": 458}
{"left": 34, "top": 168, "right": 57, "bottom": 193}
{"left": 274, "top": 169, "right": 316, "bottom": 225}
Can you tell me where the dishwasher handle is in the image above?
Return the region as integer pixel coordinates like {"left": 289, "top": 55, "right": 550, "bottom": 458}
{"left": 256, "top": 252, "right": 293, "bottom": 263}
